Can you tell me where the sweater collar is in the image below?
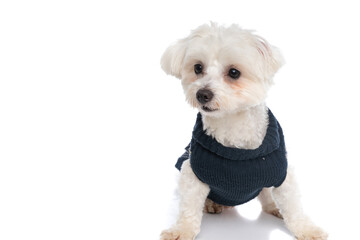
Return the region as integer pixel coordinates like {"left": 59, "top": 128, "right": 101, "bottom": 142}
{"left": 192, "top": 109, "right": 280, "bottom": 161}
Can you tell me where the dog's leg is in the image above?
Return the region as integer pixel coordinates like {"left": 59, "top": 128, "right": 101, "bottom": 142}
{"left": 272, "top": 168, "right": 328, "bottom": 240}
{"left": 161, "top": 160, "right": 210, "bottom": 240}
{"left": 258, "top": 187, "right": 283, "bottom": 218}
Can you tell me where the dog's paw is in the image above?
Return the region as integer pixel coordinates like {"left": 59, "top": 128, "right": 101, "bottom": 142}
{"left": 160, "top": 228, "right": 196, "bottom": 240}
{"left": 266, "top": 208, "right": 283, "bottom": 219}
{"left": 262, "top": 203, "right": 283, "bottom": 219}
{"left": 292, "top": 221, "right": 328, "bottom": 240}
{"left": 204, "top": 198, "right": 224, "bottom": 214}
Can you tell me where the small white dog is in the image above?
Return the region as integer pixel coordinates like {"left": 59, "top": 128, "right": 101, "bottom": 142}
{"left": 160, "top": 23, "right": 327, "bottom": 240}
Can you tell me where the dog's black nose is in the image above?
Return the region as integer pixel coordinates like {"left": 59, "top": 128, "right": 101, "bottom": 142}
{"left": 196, "top": 89, "right": 214, "bottom": 104}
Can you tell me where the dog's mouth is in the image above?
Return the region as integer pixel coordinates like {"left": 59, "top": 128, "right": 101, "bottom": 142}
{"left": 201, "top": 106, "right": 218, "bottom": 112}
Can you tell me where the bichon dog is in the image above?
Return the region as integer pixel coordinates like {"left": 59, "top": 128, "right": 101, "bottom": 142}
{"left": 160, "top": 23, "right": 327, "bottom": 240}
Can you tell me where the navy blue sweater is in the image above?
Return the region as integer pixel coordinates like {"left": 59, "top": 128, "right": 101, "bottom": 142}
{"left": 176, "top": 109, "right": 288, "bottom": 206}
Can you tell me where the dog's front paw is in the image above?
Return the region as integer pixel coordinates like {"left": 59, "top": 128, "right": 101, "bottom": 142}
{"left": 291, "top": 221, "right": 328, "bottom": 240}
{"left": 160, "top": 228, "right": 196, "bottom": 240}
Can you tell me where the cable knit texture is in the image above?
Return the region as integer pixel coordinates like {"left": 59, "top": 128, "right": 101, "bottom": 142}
{"left": 176, "top": 109, "right": 288, "bottom": 206}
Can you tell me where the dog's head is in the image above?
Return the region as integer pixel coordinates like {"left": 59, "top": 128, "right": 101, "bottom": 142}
{"left": 161, "top": 23, "right": 284, "bottom": 117}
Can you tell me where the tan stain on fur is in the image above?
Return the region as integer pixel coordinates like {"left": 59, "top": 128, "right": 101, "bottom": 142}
{"left": 190, "top": 77, "right": 197, "bottom": 82}
{"left": 227, "top": 78, "right": 247, "bottom": 92}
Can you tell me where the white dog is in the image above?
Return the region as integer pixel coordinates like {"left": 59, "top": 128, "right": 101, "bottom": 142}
{"left": 160, "top": 23, "right": 327, "bottom": 240}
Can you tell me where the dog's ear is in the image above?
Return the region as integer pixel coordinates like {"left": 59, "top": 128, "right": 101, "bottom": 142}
{"left": 254, "top": 36, "right": 285, "bottom": 79}
{"left": 161, "top": 38, "right": 187, "bottom": 79}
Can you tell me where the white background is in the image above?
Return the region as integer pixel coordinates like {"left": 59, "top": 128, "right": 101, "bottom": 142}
{"left": 1, "top": 1, "right": 359, "bottom": 239}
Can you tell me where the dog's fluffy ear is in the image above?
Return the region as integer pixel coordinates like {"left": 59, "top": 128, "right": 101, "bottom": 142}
{"left": 160, "top": 38, "right": 187, "bottom": 79}
{"left": 254, "top": 36, "right": 285, "bottom": 80}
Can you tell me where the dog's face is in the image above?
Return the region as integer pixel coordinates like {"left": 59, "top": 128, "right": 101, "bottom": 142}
{"left": 161, "top": 23, "right": 284, "bottom": 117}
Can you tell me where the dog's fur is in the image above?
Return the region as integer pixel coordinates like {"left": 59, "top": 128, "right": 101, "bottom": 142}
{"left": 160, "top": 23, "right": 327, "bottom": 240}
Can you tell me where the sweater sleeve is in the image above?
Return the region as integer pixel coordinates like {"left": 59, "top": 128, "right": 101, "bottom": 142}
{"left": 175, "top": 143, "right": 190, "bottom": 171}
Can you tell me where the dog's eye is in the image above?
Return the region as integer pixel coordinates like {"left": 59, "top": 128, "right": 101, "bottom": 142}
{"left": 194, "top": 64, "right": 203, "bottom": 74}
{"left": 228, "top": 68, "right": 241, "bottom": 79}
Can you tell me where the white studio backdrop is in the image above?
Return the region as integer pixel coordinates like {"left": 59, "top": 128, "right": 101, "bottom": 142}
{"left": 0, "top": 1, "right": 359, "bottom": 239}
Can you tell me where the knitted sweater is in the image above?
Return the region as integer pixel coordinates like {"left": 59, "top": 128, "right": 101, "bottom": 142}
{"left": 176, "top": 109, "right": 288, "bottom": 206}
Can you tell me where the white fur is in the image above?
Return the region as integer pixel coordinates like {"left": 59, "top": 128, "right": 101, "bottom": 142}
{"left": 161, "top": 160, "right": 209, "bottom": 240}
{"left": 202, "top": 103, "right": 268, "bottom": 149}
{"left": 160, "top": 23, "right": 327, "bottom": 240}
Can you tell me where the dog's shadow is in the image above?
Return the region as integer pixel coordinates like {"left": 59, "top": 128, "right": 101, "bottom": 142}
{"left": 198, "top": 208, "right": 292, "bottom": 240}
